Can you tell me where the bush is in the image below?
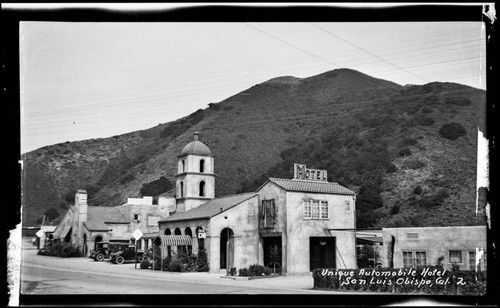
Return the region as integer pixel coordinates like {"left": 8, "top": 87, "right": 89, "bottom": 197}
{"left": 169, "top": 259, "right": 184, "bottom": 272}
{"left": 414, "top": 114, "right": 435, "bottom": 126}
{"left": 401, "top": 138, "right": 418, "bottom": 146}
{"left": 44, "top": 207, "right": 60, "bottom": 221}
{"left": 249, "top": 264, "right": 267, "bottom": 276}
{"left": 439, "top": 123, "right": 467, "bottom": 140}
{"left": 398, "top": 148, "right": 412, "bottom": 157}
{"left": 312, "top": 267, "right": 486, "bottom": 295}
{"left": 229, "top": 267, "right": 237, "bottom": 276}
{"left": 390, "top": 204, "right": 400, "bottom": 215}
{"left": 37, "top": 242, "right": 82, "bottom": 258}
{"left": 195, "top": 248, "right": 209, "bottom": 272}
{"left": 402, "top": 159, "right": 426, "bottom": 170}
{"left": 413, "top": 186, "right": 423, "bottom": 195}
{"left": 239, "top": 268, "right": 251, "bottom": 277}
{"left": 445, "top": 97, "right": 471, "bottom": 106}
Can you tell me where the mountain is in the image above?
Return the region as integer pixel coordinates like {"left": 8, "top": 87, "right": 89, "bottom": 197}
{"left": 20, "top": 68, "right": 487, "bottom": 229}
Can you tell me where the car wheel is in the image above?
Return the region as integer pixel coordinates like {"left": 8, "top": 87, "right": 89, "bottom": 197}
{"left": 115, "top": 256, "right": 125, "bottom": 264}
{"left": 141, "top": 255, "right": 149, "bottom": 263}
{"left": 95, "top": 253, "right": 105, "bottom": 262}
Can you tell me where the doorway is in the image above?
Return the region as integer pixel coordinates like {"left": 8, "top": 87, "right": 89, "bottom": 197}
{"left": 220, "top": 228, "right": 234, "bottom": 269}
{"left": 263, "top": 236, "right": 282, "bottom": 272}
{"left": 309, "top": 237, "right": 336, "bottom": 271}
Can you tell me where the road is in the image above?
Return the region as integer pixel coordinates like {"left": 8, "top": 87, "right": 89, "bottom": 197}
{"left": 19, "top": 242, "right": 318, "bottom": 296}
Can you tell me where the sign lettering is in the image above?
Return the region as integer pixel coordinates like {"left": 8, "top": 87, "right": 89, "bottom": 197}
{"left": 294, "top": 164, "right": 328, "bottom": 181}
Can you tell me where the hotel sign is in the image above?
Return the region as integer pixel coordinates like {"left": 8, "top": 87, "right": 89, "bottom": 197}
{"left": 294, "top": 164, "right": 328, "bottom": 181}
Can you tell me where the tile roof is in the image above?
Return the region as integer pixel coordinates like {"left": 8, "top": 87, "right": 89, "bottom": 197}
{"left": 266, "top": 178, "right": 355, "bottom": 195}
{"left": 87, "top": 206, "right": 130, "bottom": 224}
{"left": 159, "top": 193, "right": 256, "bottom": 222}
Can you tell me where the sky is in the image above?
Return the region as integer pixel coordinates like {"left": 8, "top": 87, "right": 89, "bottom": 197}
{"left": 19, "top": 9, "right": 487, "bottom": 154}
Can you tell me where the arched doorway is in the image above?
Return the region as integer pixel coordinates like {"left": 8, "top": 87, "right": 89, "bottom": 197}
{"left": 94, "top": 236, "right": 103, "bottom": 250}
{"left": 220, "top": 228, "right": 234, "bottom": 270}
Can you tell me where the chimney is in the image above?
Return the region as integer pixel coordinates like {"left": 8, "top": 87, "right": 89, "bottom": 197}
{"left": 193, "top": 131, "right": 200, "bottom": 140}
{"left": 76, "top": 189, "right": 88, "bottom": 222}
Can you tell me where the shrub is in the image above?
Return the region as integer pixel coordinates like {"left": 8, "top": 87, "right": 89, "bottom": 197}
{"left": 43, "top": 207, "right": 60, "bottom": 221}
{"left": 413, "top": 186, "right": 423, "bottom": 195}
{"left": 249, "top": 264, "right": 266, "bottom": 276}
{"left": 401, "top": 138, "right": 418, "bottom": 146}
{"left": 119, "top": 172, "right": 135, "bottom": 184}
{"left": 195, "top": 248, "right": 209, "bottom": 272}
{"left": 439, "top": 123, "right": 467, "bottom": 140}
{"left": 402, "top": 159, "right": 426, "bottom": 170}
{"left": 162, "top": 255, "right": 172, "bottom": 271}
{"left": 239, "top": 268, "right": 251, "bottom": 277}
{"left": 169, "top": 259, "right": 184, "bottom": 272}
{"left": 414, "top": 114, "right": 435, "bottom": 126}
{"left": 38, "top": 242, "right": 82, "bottom": 258}
{"left": 398, "top": 148, "right": 412, "bottom": 157}
{"left": 445, "top": 97, "right": 471, "bottom": 106}
{"left": 229, "top": 267, "right": 237, "bottom": 276}
{"left": 390, "top": 204, "right": 400, "bottom": 215}
{"left": 312, "top": 267, "right": 486, "bottom": 295}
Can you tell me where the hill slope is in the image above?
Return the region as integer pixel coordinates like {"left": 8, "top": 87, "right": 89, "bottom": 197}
{"left": 21, "top": 68, "right": 487, "bottom": 228}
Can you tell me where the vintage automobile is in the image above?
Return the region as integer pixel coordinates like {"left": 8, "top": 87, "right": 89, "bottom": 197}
{"left": 89, "top": 241, "right": 130, "bottom": 262}
{"left": 109, "top": 244, "right": 148, "bottom": 264}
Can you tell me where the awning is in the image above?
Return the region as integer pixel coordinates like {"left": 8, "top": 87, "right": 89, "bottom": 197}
{"left": 154, "top": 235, "right": 192, "bottom": 246}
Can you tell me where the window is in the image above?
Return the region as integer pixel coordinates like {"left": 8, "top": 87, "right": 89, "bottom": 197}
{"left": 320, "top": 201, "right": 329, "bottom": 219}
{"left": 312, "top": 201, "right": 320, "bottom": 219}
{"left": 407, "top": 233, "right": 419, "bottom": 240}
{"left": 415, "top": 251, "right": 426, "bottom": 267}
{"left": 182, "top": 160, "right": 185, "bottom": 173}
{"left": 403, "top": 251, "right": 426, "bottom": 268}
{"left": 469, "top": 251, "right": 476, "bottom": 271}
{"left": 345, "top": 201, "right": 352, "bottom": 213}
{"left": 133, "top": 214, "right": 141, "bottom": 221}
{"left": 304, "top": 200, "right": 329, "bottom": 219}
{"left": 449, "top": 250, "right": 463, "bottom": 264}
{"left": 199, "top": 181, "right": 205, "bottom": 197}
{"left": 262, "top": 199, "right": 276, "bottom": 228}
{"left": 403, "top": 251, "right": 413, "bottom": 268}
{"left": 180, "top": 182, "right": 184, "bottom": 198}
{"left": 200, "top": 159, "right": 205, "bottom": 173}
{"left": 304, "top": 201, "right": 312, "bottom": 218}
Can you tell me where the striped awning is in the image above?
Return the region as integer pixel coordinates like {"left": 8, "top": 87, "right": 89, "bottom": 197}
{"left": 154, "top": 235, "right": 192, "bottom": 246}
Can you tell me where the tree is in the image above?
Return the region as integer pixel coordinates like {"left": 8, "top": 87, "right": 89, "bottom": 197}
{"left": 140, "top": 176, "right": 173, "bottom": 197}
{"left": 439, "top": 123, "right": 467, "bottom": 140}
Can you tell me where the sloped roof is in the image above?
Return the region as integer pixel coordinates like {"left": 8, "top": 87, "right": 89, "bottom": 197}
{"left": 87, "top": 206, "right": 129, "bottom": 224}
{"left": 159, "top": 193, "right": 256, "bottom": 222}
{"left": 265, "top": 178, "right": 355, "bottom": 195}
{"left": 83, "top": 221, "right": 110, "bottom": 232}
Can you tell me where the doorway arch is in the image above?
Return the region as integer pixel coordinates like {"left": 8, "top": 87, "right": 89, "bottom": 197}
{"left": 220, "top": 228, "right": 234, "bottom": 270}
{"left": 94, "top": 235, "right": 103, "bottom": 250}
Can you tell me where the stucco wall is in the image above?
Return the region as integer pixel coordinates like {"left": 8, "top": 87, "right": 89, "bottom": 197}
{"left": 382, "top": 226, "right": 487, "bottom": 270}
{"left": 208, "top": 195, "right": 260, "bottom": 273}
{"left": 285, "top": 191, "right": 357, "bottom": 273}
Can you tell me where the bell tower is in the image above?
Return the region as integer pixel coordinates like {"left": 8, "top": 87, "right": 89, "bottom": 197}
{"left": 175, "top": 132, "right": 215, "bottom": 212}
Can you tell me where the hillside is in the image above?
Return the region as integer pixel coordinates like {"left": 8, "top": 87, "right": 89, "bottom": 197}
{"left": 21, "top": 68, "right": 487, "bottom": 228}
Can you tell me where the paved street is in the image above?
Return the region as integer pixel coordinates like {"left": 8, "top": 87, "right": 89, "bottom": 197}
{"left": 19, "top": 240, "right": 319, "bottom": 295}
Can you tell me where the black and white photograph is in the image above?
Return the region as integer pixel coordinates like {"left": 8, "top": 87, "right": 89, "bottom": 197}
{"left": 4, "top": 2, "right": 498, "bottom": 307}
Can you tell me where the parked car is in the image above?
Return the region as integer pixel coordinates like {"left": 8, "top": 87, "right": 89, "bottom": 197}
{"left": 89, "top": 241, "right": 130, "bottom": 262}
{"left": 109, "top": 245, "right": 147, "bottom": 264}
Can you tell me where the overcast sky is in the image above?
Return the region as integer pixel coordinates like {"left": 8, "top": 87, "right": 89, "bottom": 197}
{"left": 20, "top": 19, "right": 486, "bottom": 153}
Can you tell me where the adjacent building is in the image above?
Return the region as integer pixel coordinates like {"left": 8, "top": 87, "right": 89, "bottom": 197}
{"left": 382, "top": 225, "right": 487, "bottom": 271}
{"left": 158, "top": 132, "right": 358, "bottom": 275}
{"left": 52, "top": 192, "right": 168, "bottom": 256}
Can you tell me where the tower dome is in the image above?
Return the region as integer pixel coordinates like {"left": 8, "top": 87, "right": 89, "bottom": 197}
{"left": 179, "top": 132, "right": 212, "bottom": 157}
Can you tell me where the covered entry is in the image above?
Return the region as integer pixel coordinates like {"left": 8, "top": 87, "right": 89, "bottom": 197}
{"left": 310, "top": 237, "right": 336, "bottom": 271}
{"left": 220, "top": 228, "right": 234, "bottom": 270}
{"left": 153, "top": 235, "right": 192, "bottom": 270}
